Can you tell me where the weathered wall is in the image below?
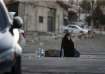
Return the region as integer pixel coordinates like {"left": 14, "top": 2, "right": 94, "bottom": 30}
{"left": 56, "top": 5, "right": 64, "bottom": 33}
{"left": 36, "top": 6, "right": 48, "bottom": 32}
{"left": 18, "top": 2, "right": 37, "bottom": 31}
{"left": 18, "top": 1, "right": 65, "bottom": 33}
{"left": 4, "top": 0, "right": 13, "bottom": 5}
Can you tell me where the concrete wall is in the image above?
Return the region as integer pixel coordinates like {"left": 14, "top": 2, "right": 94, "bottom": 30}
{"left": 18, "top": 1, "right": 65, "bottom": 33}
{"left": 36, "top": 6, "right": 48, "bottom": 32}
{"left": 100, "top": 6, "right": 105, "bottom": 15}
{"left": 18, "top": 2, "right": 37, "bottom": 31}
{"left": 56, "top": 5, "right": 64, "bottom": 33}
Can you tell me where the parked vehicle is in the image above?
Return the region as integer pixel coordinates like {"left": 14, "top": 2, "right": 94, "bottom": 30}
{"left": 0, "top": 0, "right": 23, "bottom": 74}
{"left": 63, "top": 25, "right": 89, "bottom": 34}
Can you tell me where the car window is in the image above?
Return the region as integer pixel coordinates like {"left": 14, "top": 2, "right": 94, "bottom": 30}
{"left": 0, "top": 3, "right": 9, "bottom": 30}
{"left": 69, "top": 26, "right": 77, "bottom": 29}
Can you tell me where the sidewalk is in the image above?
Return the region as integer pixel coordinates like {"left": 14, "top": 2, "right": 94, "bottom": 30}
{"left": 93, "top": 28, "right": 105, "bottom": 35}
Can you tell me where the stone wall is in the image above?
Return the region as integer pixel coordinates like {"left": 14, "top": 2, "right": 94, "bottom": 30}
{"left": 4, "top": 0, "right": 14, "bottom": 5}
{"left": 18, "top": 2, "right": 37, "bottom": 31}
{"left": 18, "top": 1, "right": 65, "bottom": 33}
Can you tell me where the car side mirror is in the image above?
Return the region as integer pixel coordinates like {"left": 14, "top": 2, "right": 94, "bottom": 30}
{"left": 9, "top": 16, "right": 23, "bottom": 35}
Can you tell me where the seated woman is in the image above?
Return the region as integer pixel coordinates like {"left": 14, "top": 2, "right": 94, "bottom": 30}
{"left": 60, "top": 32, "right": 80, "bottom": 57}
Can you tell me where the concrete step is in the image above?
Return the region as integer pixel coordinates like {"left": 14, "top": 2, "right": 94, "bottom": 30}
{"left": 22, "top": 54, "right": 105, "bottom": 74}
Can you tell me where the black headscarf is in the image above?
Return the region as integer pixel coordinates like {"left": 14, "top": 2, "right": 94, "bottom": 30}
{"left": 61, "top": 33, "right": 74, "bottom": 50}
{"left": 61, "top": 33, "right": 75, "bottom": 57}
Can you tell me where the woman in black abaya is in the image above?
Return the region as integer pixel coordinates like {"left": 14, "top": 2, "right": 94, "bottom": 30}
{"left": 61, "top": 33, "right": 76, "bottom": 57}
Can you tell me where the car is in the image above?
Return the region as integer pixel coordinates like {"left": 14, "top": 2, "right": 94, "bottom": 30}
{"left": 63, "top": 25, "right": 89, "bottom": 34}
{"left": 0, "top": 0, "right": 23, "bottom": 74}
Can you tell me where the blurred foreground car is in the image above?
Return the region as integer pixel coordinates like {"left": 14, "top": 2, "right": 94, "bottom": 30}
{"left": 0, "top": 0, "right": 23, "bottom": 74}
{"left": 63, "top": 25, "right": 89, "bottom": 34}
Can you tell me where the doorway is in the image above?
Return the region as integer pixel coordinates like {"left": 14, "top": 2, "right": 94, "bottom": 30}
{"left": 47, "top": 8, "right": 56, "bottom": 32}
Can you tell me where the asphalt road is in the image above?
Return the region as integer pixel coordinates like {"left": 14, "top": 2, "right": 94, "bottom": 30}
{"left": 22, "top": 34, "right": 105, "bottom": 74}
{"left": 23, "top": 34, "right": 105, "bottom": 55}
{"left": 22, "top": 54, "right": 105, "bottom": 74}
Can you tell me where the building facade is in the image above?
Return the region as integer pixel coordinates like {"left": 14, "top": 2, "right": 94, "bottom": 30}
{"left": 5, "top": 0, "right": 69, "bottom": 33}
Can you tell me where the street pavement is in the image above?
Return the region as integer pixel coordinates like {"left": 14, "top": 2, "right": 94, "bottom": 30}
{"left": 23, "top": 34, "right": 105, "bottom": 55}
{"left": 22, "top": 34, "right": 105, "bottom": 74}
{"left": 22, "top": 54, "right": 105, "bottom": 74}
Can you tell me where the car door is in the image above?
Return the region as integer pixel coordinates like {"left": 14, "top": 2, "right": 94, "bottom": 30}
{"left": 71, "top": 26, "right": 81, "bottom": 33}
{"left": 68, "top": 25, "right": 74, "bottom": 32}
{"left": 68, "top": 26, "right": 77, "bottom": 33}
